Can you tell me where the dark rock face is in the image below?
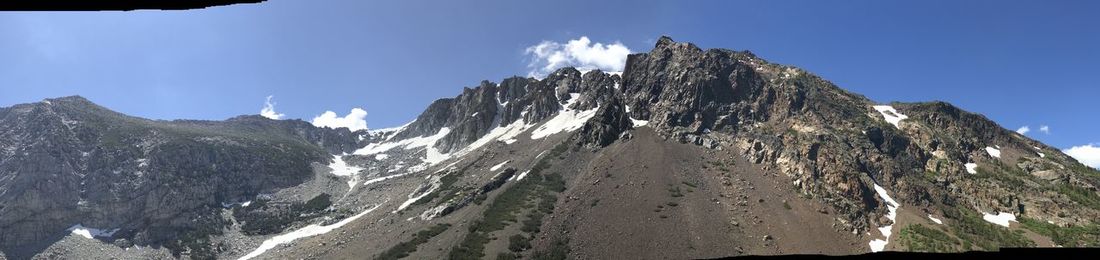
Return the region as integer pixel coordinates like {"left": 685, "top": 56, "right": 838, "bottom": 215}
{"left": 0, "top": 96, "right": 358, "bottom": 258}
{"left": 615, "top": 36, "right": 1100, "bottom": 234}
{"left": 579, "top": 97, "right": 633, "bottom": 148}
{"left": 386, "top": 67, "right": 623, "bottom": 155}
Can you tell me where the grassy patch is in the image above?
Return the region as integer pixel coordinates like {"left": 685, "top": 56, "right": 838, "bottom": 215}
{"left": 1055, "top": 185, "right": 1100, "bottom": 210}
{"left": 897, "top": 224, "right": 962, "bottom": 252}
{"left": 1019, "top": 217, "right": 1100, "bottom": 247}
{"left": 376, "top": 223, "right": 452, "bottom": 260}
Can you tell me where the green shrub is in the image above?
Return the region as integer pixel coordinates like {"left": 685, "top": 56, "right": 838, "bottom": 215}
{"left": 508, "top": 234, "right": 532, "bottom": 252}
{"left": 376, "top": 223, "right": 452, "bottom": 260}
{"left": 897, "top": 224, "right": 962, "bottom": 252}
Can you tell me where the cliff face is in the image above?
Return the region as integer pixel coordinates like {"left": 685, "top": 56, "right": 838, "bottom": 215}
{"left": 0, "top": 96, "right": 360, "bottom": 258}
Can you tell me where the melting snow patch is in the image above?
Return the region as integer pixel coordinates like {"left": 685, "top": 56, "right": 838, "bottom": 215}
{"left": 222, "top": 200, "right": 253, "bottom": 208}
{"left": 982, "top": 212, "right": 1016, "bottom": 227}
{"left": 490, "top": 161, "right": 510, "bottom": 171}
{"left": 965, "top": 163, "right": 978, "bottom": 174}
{"left": 530, "top": 93, "right": 599, "bottom": 139}
{"left": 1037, "top": 152, "right": 1045, "bottom": 158}
{"left": 630, "top": 118, "right": 649, "bottom": 127}
{"left": 238, "top": 203, "right": 384, "bottom": 260}
{"left": 872, "top": 105, "right": 908, "bottom": 129}
{"left": 68, "top": 224, "right": 118, "bottom": 239}
{"left": 396, "top": 178, "right": 439, "bottom": 212}
{"left": 985, "top": 147, "right": 1001, "bottom": 158}
{"left": 360, "top": 172, "right": 409, "bottom": 187}
{"left": 928, "top": 215, "right": 943, "bottom": 225}
{"left": 328, "top": 155, "right": 364, "bottom": 189}
{"left": 869, "top": 183, "right": 900, "bottom": 252}
{"left": 353, "top": 127, "right": 451, "bottom": 156}
{"left": 375, "top": 154, "right": 389, "bottom": 160}
{"left": 516, "top": 170, "right": 531, "bottom": 181}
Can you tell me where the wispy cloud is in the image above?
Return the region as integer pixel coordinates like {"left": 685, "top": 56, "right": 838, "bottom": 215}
{"left": 1064, "top": 144, "right": 1100, "bottom": 169}
{"left": 260, "top": 95, "right": 285, "bottom": 120}
{"left": 1016, "top": 126, "right": 1030, "bottom": 135}
{"left": 1039, "top": 125, "right": 1050, "bottom": 134}
{"left": 311, "top": 108, "right": 368, "bottom": 131}
{"left": 524, "top": 36, "right": 631, "bottom": 78}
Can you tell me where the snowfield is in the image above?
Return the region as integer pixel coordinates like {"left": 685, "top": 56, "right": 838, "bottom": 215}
{"left": 531, "top": 93, "right": 599, "bottom": 139}
{"left": 869, "top": 183, "right": 900, "bottom": 252}
{"left": 328, "top": 155, "right": 364, "bottom": 189}
{"left": 353, "top": 127, "right": 451, "bottom": 157}
{"left": 238, "top": 203, "right": 384, "bottom": 260}
{"left": 872, "top": 105, "right": 908, "bottom": 129}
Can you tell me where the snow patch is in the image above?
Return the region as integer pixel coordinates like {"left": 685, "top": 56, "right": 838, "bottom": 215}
{"left": 490, "top": 161, "right": 510, "bottom": 171}
{"left": 530, "top": 93, "right": 599, "bottom": 139}
{"left": 375, "top": 154, "right": 389, "bottom": 160}
{"left": 360, "top": 172, "right": 408, "bottom": 187}
{"left": 238, "top": 203, "right": 384, "bottom": 260}
{"left": 516, "top": 170, "right": 531, "bottom": 181}
{"left": 397, "top": 178, "right": 439, "bottom": 212}
{"left": 965, "top": 163, "right": 978, "bottom": 174}
{"left": 328, "top": 155, "right": 363, "bottom": 189}
{"left": 872, "top": 105, "right": 908, "bottom": 129}
{"left": 630, "top": 118, "right": 649, "bottom": 127}
{"left": 869, "top": 183, "right": 900, "bottom": 252}
{"left": 1037, "top": 152, "right": 1045, "bottom": 158}
{"left": 985, "top": 147, "right": 1001, "bottom": 158}
{"left": 354, "top": 127, "right": 451, "bottom": 157}
{"left": 67, "top": 224, "right": 118, "bottom": 239}
{"left": 222, "top": 200, "right": 253, "bottom": 208}
{"left": 982, "top": 212, "right": 1016, "bottom": 227}
{"left": 928, "top": 215, "right": 943, "bottom": 225}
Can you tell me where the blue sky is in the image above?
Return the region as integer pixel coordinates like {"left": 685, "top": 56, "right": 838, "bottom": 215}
{"left": 0, "top": 0, "right": 1097, "bottom": 163}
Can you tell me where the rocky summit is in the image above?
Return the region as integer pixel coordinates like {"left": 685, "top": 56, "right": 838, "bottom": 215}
{"left": 1, "top": 36, "right": 1098, "bottom": 260}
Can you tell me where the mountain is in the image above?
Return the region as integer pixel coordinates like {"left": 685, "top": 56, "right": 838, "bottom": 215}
{"left": 1, "top": 36, "right": 1098, "bottom": 259}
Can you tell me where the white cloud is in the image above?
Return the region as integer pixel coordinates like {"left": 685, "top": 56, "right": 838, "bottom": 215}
{"left": 1016, "top": 126, "right": 1030, "bottom": 135}
{"left": 260, "top": 95, "right": 285, "bottom": 120}
{"left": 311, "top": 108, "right": 368, "bottom": 131}
{"left": 1064, "top": 144, "right": 1100, "bottom": 169}
{"left": 524, "top": 36, "right": 631, "bottom": 78}
{"left": 1040, "top": 125, "right": 1050, "bottom": 134}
